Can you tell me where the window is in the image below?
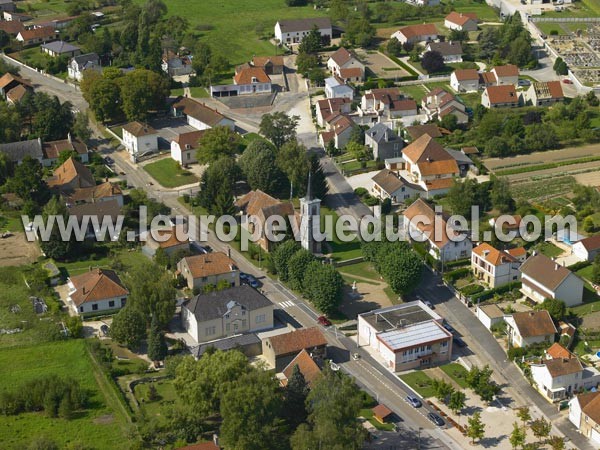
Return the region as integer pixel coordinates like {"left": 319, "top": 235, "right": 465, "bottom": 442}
{"left": 121, "top": 298, "right": 126, "bottom": 307}
{"left": 225, "top": 313, "right": 230, "bottom": 319}
{"left": 205, "top": 326, "right": 216, "bottom": 336}
{"left": 256, "top": 314, "right": 266, "bottom": 324}
{"left": 234, "top": 323, "right": 239, "bottom": 331}
{"left": 109, "top": 300, "right": 115, "bottom": 308}
{"left": 79, "top": 306, "right": 83, "bottom": 312}
{"left": 242, "top": 320, "right": 247, "bottom": 328}
{"left": 92, "top": 304, "right": 98, "bottom": 311}
{"left": 242, "top": 310, "right": 246, "bottom": 316}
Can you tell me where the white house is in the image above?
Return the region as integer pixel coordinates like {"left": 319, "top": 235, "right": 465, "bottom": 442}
{"left": 274, "top": 17, "right": 332, "bottom": 46}
{"left": 476, "top": 304, "right": 505, "bottom": 330}
{"left": 233, "top": 66, "right": 272, "bottom": 95}
{"left": 491, "top": 64, "right": 519, "bottom": 86}
{"left": 319, "top": 114, "right": 355, "bottom": 150}
{"left": 327, "top": 47, "right": 365, "bottom": 81}
{"left": 357, "top": 301, "right": 452, "bottom": 372}
{"left": 481, "top": 85, "right": 520, "bottom": 109}
{"left": 424, "top": 41, "right": 463, "bottom": 63}
{"left": 365, "top": 123, "right": 403, "bottom": 161}
{"left": 403, "top": 198, "right": 472, "bottom": 262}
{"left": 444, "top": 12, "right": 478, "bottom": 32}
{"left": 471, "top": 243, "right": 521, "bottom": 288}
{"left": 358, "top": 87, "right": 418, "bottom": 122}
{"left": 181, "top": 285, "right": 274, "bottom": 343}
{"left": 67, "top": 268, "right": 128, "bottom": 315}
{"left": 68, "top": 53, "right": 101, "bottom": 81}
{"left": 450, "top": 69, "right": 480, "bottom": 93}
{"left": 122, "top": 121, "right": 159, "bottom": 159}
{"left": 391, "top": 23, "right": 438, "bottom": 45}
{"left": 505, "top": 310, "right": 556, "bottom": 348}
{"left": 519, "top": 253, "right": 584, "bottom": 307}
{"left": 573, "top": 235, "right": 600, "bottom": 262}
{"left": 324, "top": 77, "right": 354, "bottom": 100}
{"left": 170, "top": 130, "right": 205, "bottom": 165}
{"left": 569, "top": 392, "right": 600, "bottom": 446}
{"left": 526, "top": 81, "right": 564, "bottom": 106}
{"left": 421, "top": 88, "right": 468, "bottom": 124}
{"left": 371, "top": 168, "right": 422, "bottom": 204}
{"left": 172, "top": 97, "right": 235, "bottom": 131}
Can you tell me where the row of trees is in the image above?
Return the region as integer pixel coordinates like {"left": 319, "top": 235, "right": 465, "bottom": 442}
{"left": 272, "top": 240, "right": 344, "bottom": 315}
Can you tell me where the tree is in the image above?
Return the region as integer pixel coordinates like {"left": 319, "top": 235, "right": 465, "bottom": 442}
{"left": 239, "top": 140, "right": 285, "bottom": 195}
{"left": 220, "top": 370, "right": 286, "bottom": 450}
{"left": 283, "top": 365, "right": 309, "bottom": 431}
{"left": 448, "top": 29, "right": 469, "bottom": 42}
{"left": 198, "top": 156, "right": 241, "bottom": 213}
{"left": 259, "top": 112, "right": 299, "bottom": 150}
{"left": 448, "top": 390, "right": 466, "bottom": 415}
{"left": 286, "top": 0, "right": 307, "bottom": 5}
{"left": 296, "top": 52, "right": 319, "bottom": 76}
{"left": 509, "top": 422, "right": 526, "bottom": 450}
{"left": 466, "top": 411, "right": 485, "bottom": 444}
{"left": 288, "top": 249, "right": 316, "bottom": 291}
{"left": 73, "top": 111, "right": 92, "bottom": 142}
{"left": 119, "top": 69, "right": 169, "bottom": 122}
{"left": 39, "top": 195, "right": 72, "bottom": 260}
{"left": 379, "top": 246, "right": 422, "bottom": 295}
{"left": 524, "top": 124, "right": 558, "bottom": 152}
{"left": 31, "top": 94, "right": 74, "bottom": 141}
{"left": 147, "top": 316, "right": 168, "bottom": 362}
{"left": 440, "top": 113, "right": 459, "bottom": 131}
{"left": 308, "top": 154, "right": 328, "bottom": 200}
{"left": 88, "top": 77, "right": 122, "bottom": 123}
{"left": 585, "top": 91, "right": 599, "bottom": 107}
{"left": 290, "top": 367, "right": 367, "bottom": 450}
{"left": 432, "top": 379, "right": 454, "bottom": 403}
{"left": 65, "top": 316, "right": 83, "bottom": 338}
{"left": 466, "top": 365, "right": 500, "bottom": 403}
{"left": 593, "top": 254, "right": 600, "bottom": 284}
{"left": 271, "top": 240, "right": 300, "bottom": 281}
{"left": 196, "top": 126, "right": 241, "bottom": 164}
{"left": 7, "top": 156, "right": 46, "bottom": 202}
{"left": 298, "top": 26, "right": 323, "bottom": 54}
{"left": 213, "top": 180, "right": 235, "bottom": 217}
{"left": 421, "top": 51, "right": 445, "bottom": 74}
{"left": 345, "top": 141, "right": 370, "bottom": 161}
{"left": 491, "top": 177, "right": 514, "bottom": 213}
{"left": 547, "top": 436, "right": 566, "bottom": 450}
{"left": 0, "top": 30, "right": 9, "bottom": 49}
{"left": 386, "top": 38, "right": 403, "bottom": 56}
{"left": 303, "top": 261, "right": 343, "bottom": 315}
{"left": 516, "top": 406, "right": 531, "bottom": 425}
{"left": 553, "top": 57, "right": 568, "bottom": 76}
{"left": 535, "top": 298, "right": 566, "bottom": 321}
{"left": 110, "top": 306, "right": 147, "bottom": 350}
{"left": 277, "top": 140, "right": 309, "bottom": 195}
{"left": 531, "top": 418, "right": 551, "bottom": 443}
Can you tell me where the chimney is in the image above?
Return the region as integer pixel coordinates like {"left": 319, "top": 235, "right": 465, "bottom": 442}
{"left": 227, "top": 247, "right": 231, "bottom": 258}
{"left": 555, "top": 263, "right": 559, "bottom": 271}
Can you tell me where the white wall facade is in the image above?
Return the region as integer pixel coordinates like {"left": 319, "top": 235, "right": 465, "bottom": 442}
{"left": 122, "top": 130, "right": 158, "bottom": 156}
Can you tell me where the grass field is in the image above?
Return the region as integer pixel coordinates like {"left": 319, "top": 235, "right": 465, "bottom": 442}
{"left": 399, "top": 371, "right": 436, "bottom": 398}
{"left": 321, "top": 207, "right": 362, "bottom": 261}
{"left": 56, "top": 247, "right": 148, "bottom": 278}
{"left": 440, "top": 363, "right": 469, "bottom": 388}
{"left": 534, "top": 241, "right": 564, "bottom": 258}
{"left": 0, "top": 340, "right": 129, "bottom": 450}
{"left": 143, "top": 158, "right": 199, "bottom": 188}
{"left": 338, "top": 261, "right": 381, "bottom": 282}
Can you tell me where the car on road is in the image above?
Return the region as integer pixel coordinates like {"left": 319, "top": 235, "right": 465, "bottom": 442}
{"left": 563, "top": 78, "right": 573, "bottom": 84}
{"left": 240, "top": 272, "right": 249, "bottom": 282}
{"left": 317, "top": 316, "right": 332, "bottom": 327}
{"left": 442, "top": 322, "right": 455, "bottom": 333}
{"left": 405, "top": 395, "right": 422, "bottom": 408}
{"left": 246, "top": 276, "right": 260, "bottom": 289}
{"left": 454, "top": 337, "right": 467, "bottom": 347}
{"left": 104, "top": 156, "right": 114, "bottom": 165}
{"left": 518, "top": 79, "right": 531, "bottom": 87}
{"left": 352, "top": 353, "right": 361, "bottom": 360}
{"left": 428, "top": 413, "right": 445, "bottom": 427}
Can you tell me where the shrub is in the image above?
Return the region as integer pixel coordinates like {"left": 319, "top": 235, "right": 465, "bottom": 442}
{"left": 461, "top": 284, "right": 484, "bottom": 296}
{"left": 471, "top": 281, "right": 521, "bottom": 302}
{"left": 354, "top": 187, "right": 368, "bottom": 197}
{"left": 443, "top": 267, "right": 470, "bottom": 283}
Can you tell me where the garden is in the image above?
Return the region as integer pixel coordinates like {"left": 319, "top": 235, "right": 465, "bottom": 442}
{"left": 143, "top": 158, "right": 199, "bottom": 188}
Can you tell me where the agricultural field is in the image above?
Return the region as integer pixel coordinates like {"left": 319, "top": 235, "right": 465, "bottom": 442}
{"left": 510, "top": 176, "right": 577, "bottom": 202}
{"left": 0, "top": 340, "right": 130, "bottom": 450}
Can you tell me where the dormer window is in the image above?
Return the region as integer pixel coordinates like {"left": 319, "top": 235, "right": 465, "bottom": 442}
{"left": 251, "top": 77, "right": 258, "bottom": 83}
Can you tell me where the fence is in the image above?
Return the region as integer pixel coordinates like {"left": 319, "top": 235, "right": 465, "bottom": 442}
{"left": 531, "top": 17, "right": 600, "bottom": 23}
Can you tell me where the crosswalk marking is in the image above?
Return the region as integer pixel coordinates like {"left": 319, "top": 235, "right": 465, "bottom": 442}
{"left": 279, "top": 300, "right": 295, "bottom": 309}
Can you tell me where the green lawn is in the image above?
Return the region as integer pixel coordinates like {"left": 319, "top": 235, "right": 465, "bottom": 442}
{"left": 359, "top": 408, "right": 396, "bottom": 431}
{"left": 535, "top": 22, "right": 565, "bottom": 36}
{"left": 440, "top": 363, "right": 469, "bottom": 388}
{"left": 55, "top": 247, "right": 148, "bottom": 278}
{"left": 143, "top": 158, "right": 199, "bottom": 188}
{"left": 190, "top": 87, "right": 209, "bottom": 98}
{"left": 134, "top": 379, "right": 178, "bottom": 423}
{"left": 0, "top": 340, "right": 129, "bottom": 450}
{"left": 0, "top": 211, "right": 25, "bottom": 232}
{"left": 399, "top": 371, "right": 436, "bottom": 398}
{"left": 338, "top": 261, "right": 381, "bottom": 282}
{"left": 321, "top": 207, "right": 362, "bottom": 262}
{"left": 534, "top": 241, "right": 564, "bottom": 258}
{"left": 543, "top": 0, "right": 600, "bottom": 19}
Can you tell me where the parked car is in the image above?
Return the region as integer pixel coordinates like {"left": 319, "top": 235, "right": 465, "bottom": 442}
{"left": 317, "top": 316, "right": 332, "bottom": 326}
{"left": 454, "top": 337, "right": 467, "bottom": 347}
{"left": 563, "top": 78, "right": 573, "bottom": 84}
{"left": 104, "top": 156, "right": 114, "bottom": 165}
{"left": 424, "top": 300, "right": 434, "bottom": 310}
{"left": 240, "top": 272, "right": 249, "bottom": 282}
{"left": 248, "top": 277, "right": 260, "bottom": 289}
{"left": 428, "top": 413, "right": 445, "bottom": 427}
{"left": 518, "top": 79, "right": 531, "bottom": 87}
{"left": 352, "top": 353, "right": 361, "bottom": 360}
{"left": 405, "top": 395, "right": 422, "bottom": 408}
{"left": 443, "top": 322, "right": 455, "bottom": 333}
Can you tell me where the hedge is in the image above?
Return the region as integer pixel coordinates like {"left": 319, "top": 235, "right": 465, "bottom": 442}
{"left": 471, "top": 281, "right": 522, "bottom": 302}
{"left": 443, "top": 267, "right": 470, "bottom": 283}
{"left": 386, "top": 54, "right": 418, "bottom": 76}
{"left": 460, "top": 284, "right": 484, "bottom": 296}
{"left": 568, "top": 260, "right": 591, "bottom": 272}
{"left": 445, "top": 258, "right": 471, "bottom": 269}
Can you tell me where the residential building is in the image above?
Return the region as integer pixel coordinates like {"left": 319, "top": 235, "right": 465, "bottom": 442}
{"left": 391, "top": 23, "right": 438, "bottom": 45}
{"left": 365, "top": 123, "right": 403, "bottom": 160}
{"left": 42, "top": 134, "right": 89, "bottom": 165}
{"left": 404, "top": 124, "right": 443, "bottom": 141}
{"left": 471, "top": 243, "right": 521, "bottom": 288}
{"left": 327, "top": 47, "right": 365, "bottom": 81}
{"left": 423, "top": 41, "right": 463, "bottom": 63}
{"left": 476, "top": 304, "right": 505, "bottom": 330}
{"left": 546, "top": 342, "right": 572, "bottom": 359}
{"left": 445, "top": 148, "right": 474, "bottom": 176}
{"left": 403, "top": 198, "right": 472, "bottom": 262}
{"left": 235, "top": 190, "right": 295, "bottom": 252}
{"left": 67, "top": 268, "right": 128, "bottom": 315}
{"left": 47, "top": 157, "right": 95, "bottom": 191}
{"left": 0, "top": 20, "right": 24, "bottom": 36}
{"left": 371, "top": 169, "right": 422, "bottom": 204}
{"left": 41, "top": 40, "right": 81, "bottom": 58}
{"left": 274, "top": 18, "right": 332, "bottom": 45}
{"left": 0, "top": 0, "right": 16, "bottom": 13}
{"left": 181, "top": 285, "right": 274, "bottom": 344}
{"left": 0, "top": 138, "right": 43, "bottom": 164}
{"left": 490, "top": 64, "right": 519, "bottom": 86}
{"left": 357, "top": 301, "right": 453, "bottom": 372}
{"left": 262, "top": 327, "right": 328, "bottom": 372}
{"left": 251, "top": 56, "right": 284, "bottom": 75}
{"left": 177, "top": 252, "right": 240, "bottom": 291}
{"left": 279, "top": 349, "right": 322, "bottom": 387}
{"left": 64, "top": 182, "right": 124, "bottom": 208}
{"left": 526, "top": 81, "right": 564, "bottom": 106}
{"left": 161, "top": 51, "right": 194, "bottom": 77}
{"left": 421, "top": 88, "right": 468, "bottom": 124}
{"left": 400, "top": 134, "right": 460, "bottom": 196}
{"left": 0, "top": 72, "right": 32, "bottom": 99}
{"left": 170, "top": 130, "right": 205, "bottom": 165}
{"left": 315, "top": 97, "right": 352, "bottom": 127}
{"left": 16, "top": 26, "right": 58, "bottom": 46}
{"left": 520, "top": 253, "right": 584, "bottom": 307}
{"left": 4, "top": 83, "right": 29, "bottom": 105}
{"left": 172, "top": 97, "right": 235, "bottom": 131}
{"left": 505, "top": 310, "right": 557, "bottom": 348}
{"left": 122, "top": 121, "right": 159, "bottom": 158}
{"left": 66, "top": 199, "right": 122, "bottom": 239}
{"left": 450, "top": 69, "right": 480, "bottom": 93}
{"left": 444, "top": 12, "right": 478, "bottom": 31}
{"left": 573, "top": 235, "right": 600, "bottom": 262}
{"left": 481, "top": 85, "right": 520, "bottom": 108}
{"left": 142, "top": 226, "right": 190, "bottom": 258}
{"left": 232, "top": 66, "right": 272, "bottom": 95}
{"left": 569, "top": 392, "right": 600, "bottom": 446}
{"left": 319, "top": 113, "right": 355, "bottom": 150}
{"left": 68, "top": 53, "right": 101, "bottom": 81}
{"left": 324, "top": 77, "right": 354, "bottom": 99}
{"left": 358, "top": 87, "right": 418, "bottom": 122}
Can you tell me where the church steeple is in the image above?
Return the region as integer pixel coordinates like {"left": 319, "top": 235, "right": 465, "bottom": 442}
{"left": 299, "top": 171, "right": 321, "bottom": 254}
{"left": 306, "top": 171, "right": 312, "bottom": 201}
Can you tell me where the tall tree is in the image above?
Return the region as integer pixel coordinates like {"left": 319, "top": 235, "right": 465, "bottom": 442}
{"left": 277, "top": 140, "right": 309, "bottom": 196}
{"left": 288, "top": 249, "right": 316, "bottom": 292}
{"left": 308, "top": 154, "right": 328, "bottom": 200}
{"left": 283, "top": 365, "right": 309, "bottom": 431}
{"left": 298, "top": 26, "right": 323, "bottom": 54}
{"left": 239, "top": 140, "right": 286, "bottom": 196}
{"left": 448, "top": 390, "right": 466, "bottom": 415}
{"left": 196, "top": 126, "right": 241, "bottom": 164}
{"left": 39, "top": 195, "right": 72, "bottom": 260}
{"left": 259, "top": 112, "right": 299, "bottom": 150}
{"left": 271, "top": 240, "right": 300, "bottom": 281}
{"left": 509, "top": 422, "right": 526, "bottom": 450}
{"left": 147, "top": 315, "right": 168, "bottom": 362}
{"left": 421, "top": 51, "right": 445, "bottom": 73}
{"left": 530, "top": 418, "right": 551, "bottom": 443}
{"left": 110, "top": 306, "right": 147, "bottom": 350}
{"left": 6, "top": 156, "right": 46, "bottom": 202}
{"left": 119, "top": 69, "right": 169, "bottom": 122}
{"left": 303, "top": 261, "right": 343, "bottom": 315}
{"left": 198, "top": 156, "right": 241, "bottom": 213}
{"left": 466, "top": 412, "right": 485, "bottom": 445}
{"left": 72, "top": 111, "right": 92, "bottom": 143}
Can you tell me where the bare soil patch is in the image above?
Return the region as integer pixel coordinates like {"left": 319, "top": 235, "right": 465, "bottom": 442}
{"left": 0, "top": 232, "right": 41, "bottom": 267}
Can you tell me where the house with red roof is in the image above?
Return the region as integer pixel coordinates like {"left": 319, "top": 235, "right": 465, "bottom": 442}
{"left": 391, "top": 23, "right": 438, "bottom": 44}
{"left": 170, "top": 130, "right": 205, "bottom": 164}
{"left": 471, "top": 243, "right": 522, "bottom": 288}
{"left": 526, "top": 81, "right": 564, "bottom": 106}
{"left": 573, "top": 234, "right": 600, "bottom": 262}
{"left": 327, "top": 47, "right": 365, "bottom": 81}
{"left": 358, "top": 87, "right": 418, "bottom": 121}
{"left": 444, "top": 12, "right": 478, "bottom": 32}
{"left": 481, "top": 85, "right": 520, "bottom": 108}
{"left": 67, "top": 268, "right": 129, "bottom": 315}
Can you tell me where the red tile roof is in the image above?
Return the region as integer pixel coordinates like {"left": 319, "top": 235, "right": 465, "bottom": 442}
{"left": 452, "top": 68, "right": 479, "bottom": 81}
{"left": 445, "top": 11, "right": 478, "bottom": 26}
{"left": 18, "top": 26, "right": 56, "bottom": 41}
{"left": 267, "top": 327, "right": 327, "bottom": 357}
{"left": 339, "top": 67, "right": 363, "bottom": 79}
{"left": 492, "top": 64, "right": 519, "bottom": 78}
{"left": 329, "top": 47, "right": 354, "bottom": 67}
{"left": 397, "top": 23, "right": 438, "bottom": 39}
{"left": 234, "top": 67, "right": 271, "bottom": 85}
{"left": 122, "top": 121, "right": 157, "bottom": 137}
{"left": 69, "top": 268, "right": 128, "bottom": 306}
{"left": 180, "top": 252, "right": 237, "bottom": 279}
{"left": 173, "top": 130, "right": 206, "bottom": 149}
{"left": 546, "top": 342, "right": 573, "bottom": 359}
{"left": 252, "top": 55, "right": 284, "bottom": 68}
{"left": 510, "top": 310, "right": 557, "bottom": 338}
{"left": 484, "top": 85, "right": 518, "bottom": 105}
{"left": 472, "top": 243, "right": 517, "bottom": 266}
{"left": 281, "top": 349, "right": 322, "bottom": 387}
